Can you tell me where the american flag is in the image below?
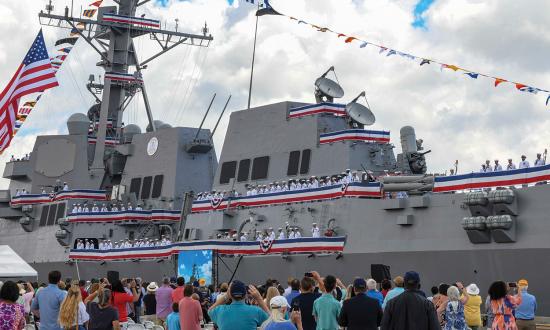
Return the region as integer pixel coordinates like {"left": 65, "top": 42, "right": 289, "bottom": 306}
{"left": 0, "top": 29, "right": 58, "bottom": 151}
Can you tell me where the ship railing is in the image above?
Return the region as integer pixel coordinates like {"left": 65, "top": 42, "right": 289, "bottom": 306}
{"left": 10, "top": 189, "right": 107, "bottom": 207}
{"left": 433, "top": 164, "right": 550, "bottom": 193}
{"left": 191, "top": 182, "right": 382, "bottom": 213}
{"left": 66, "top": 209, "right": 180, "bottom": 224}
{"left": 68, "top": 236, "right": 347, "bottom": 262}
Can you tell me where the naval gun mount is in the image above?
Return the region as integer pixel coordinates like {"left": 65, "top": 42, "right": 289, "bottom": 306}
{"left": 396, "top": 126, "right": 431, "bottom": 175}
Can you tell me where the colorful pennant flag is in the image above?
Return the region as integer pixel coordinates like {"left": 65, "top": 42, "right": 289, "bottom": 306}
{"left": 387, "top": 49, "right": 396, "bottom": 56}
{"left": 516, "top": 84, "right": 538, "bottom": 94}
{"left": 58, "top": 47, "right": 72, "bottom": 53}
{"left": 494, "top": 78, "right": 507, "bottom": 87}
{"left": 344, "top": 37, "right": 356, "bottom": 43}
{"left": 359, "top": 41, "right": 368, "bottom": 48}
{"left": 90, "top": 0, "right": 103, "bottom": 7}
{"left": 420, "top": 59, "right": 430, "bottom": 66}
{"left": 441, "top": 64, "right": 460, "bottom": 71}
{"left": 55, "top": 37, "right": 78, "bottom": 46}
{"left": 83, "top": 9, "right": 97, "bottom": 18}
{"left": 465, "top": 72, "right": 478, "bottom": 79}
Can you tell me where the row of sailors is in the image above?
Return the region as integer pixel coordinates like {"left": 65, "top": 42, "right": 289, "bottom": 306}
{"left": 479, "top": 154, "right": 545, "bottom": 173}
{"left": 218, "top": 223, "right": 322, "bottom": 241}
{"left": 195, "top": 169, "right": 372, "bottom": 201}
{"left": 71, "top": 202, "right": 143, "bottom": 214}
{"left": 14, "top": 183, "right": 71, "bottom": 197}
{"left": 75, "top": 237, "right": 172, "bottom": 250}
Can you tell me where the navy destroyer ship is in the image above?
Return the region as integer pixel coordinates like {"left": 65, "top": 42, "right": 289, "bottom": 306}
{"left": 2, "top": 0, "right": 550, "bottom": 315}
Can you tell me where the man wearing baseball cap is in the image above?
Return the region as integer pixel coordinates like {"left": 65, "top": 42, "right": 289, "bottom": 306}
{"left": 338, "top": 278, "right": 382, "bottom": 330}
{"left": 381, "top": 271, "right": 439, "bottom": 330}
{"left": 515, "top": 279, "right": 537, "bottom": 330}
{"left": 208, "top": 280, "right": 269, "bottom": 330}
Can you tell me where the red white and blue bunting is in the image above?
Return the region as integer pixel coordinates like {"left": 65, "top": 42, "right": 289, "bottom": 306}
{"left": 289, "top": 103, "right": 346, "bottom": 119}
{"left": 433, "top": 164, "right": 550, "bottom": 192}
{"left": 104, "top": 72, "right": 143, "bottom": 84}
{"left": 319, "top": 129, "right": 390, "bottom": 144}
{"left": 67, "top": 209, "right": 180, "bottom": 223}
{"left": 88, "top": 136, "right": 119, "bottom": 146}
{"left": 191, "top": 182, "right": 382, "bottom": 213}
{"left": 10, "top": 189, "right": 107, "bottom": 206}
{"left": 69, "top": 236, "right": 346, "bottom": 261}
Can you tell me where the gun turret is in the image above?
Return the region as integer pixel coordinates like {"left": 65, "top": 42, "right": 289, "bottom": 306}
{"left": 397, "top": 126, "right": 429, "bottom": 174}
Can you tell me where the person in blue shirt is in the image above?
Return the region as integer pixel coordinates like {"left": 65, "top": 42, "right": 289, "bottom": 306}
{"left": 382, "top": 276, "right": 405, "bottom": 309}
{"left": 31, "top": 270, "right": 67, "bottom": 330}
{"left": 166, "top": 302, "right": 180, "bottom": 330}
{"left": 365, "top": 279, "right": 384, "bottom": 307}
{"left": 208, "top": 280, "right": 269, "bottom": 330}
{"left": 284, "top": 279, "right": 301, "bottom": 306}
{"left": 515, "top": 279, "right": 537, "bottom": 330}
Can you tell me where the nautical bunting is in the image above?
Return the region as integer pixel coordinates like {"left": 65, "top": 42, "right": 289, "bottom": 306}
{"left": 319, "top": 129, "right": 390, "bottom": 144}
{"left": 433, "top": 164, "right": 550, "bottom": 192}
{"left": 105, "top": 72, "right": 143, "bottom": 84}
{"left": 191, "top": 182, "right": 382, "bottom": 213}
{"left": 244, "top": 1, "right": 550, "bottom": 109}
{"left": 88, "top": 136, "right": 119, "bottom": 146}
{"left": 68, "top": 236, "right": 347, "bottom": 261}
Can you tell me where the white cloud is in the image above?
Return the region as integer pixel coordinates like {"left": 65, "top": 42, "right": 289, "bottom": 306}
{"left": 0, "top": 0, "right": 549, "bottom": 190}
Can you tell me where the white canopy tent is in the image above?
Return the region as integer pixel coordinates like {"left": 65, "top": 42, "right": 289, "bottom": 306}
{"left": 0, "top": 245, "right": 37, "bottom": 278}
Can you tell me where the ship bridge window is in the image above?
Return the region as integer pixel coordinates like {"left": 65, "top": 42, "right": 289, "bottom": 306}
{"left": 130, "top": 178, "right": 141, "bottom": 199}
{"left": 220, "top": 161, "right": 237, "bottom": 184}
{"left": 55, "top": 203, "right": 66, "bottom": 224}
{"left": 300, "top": 149, "right": 311, "bottom": 174}
{"left": 152, "top": 175, "right": 164, "bottom": 198}
{"left": 237, "top": 159, "right": 251, "bottom": 182}
{"left": 47, "top": 204, "right": 58, "bottom": 226}
{"left": 287, "top": 151, "right": 300, "bottom": 176}
{"left": 141, "top": 176, "right": 152, "bottom": 199}
{"left": 251, "top": 156, "right": 270, "bottom": 180}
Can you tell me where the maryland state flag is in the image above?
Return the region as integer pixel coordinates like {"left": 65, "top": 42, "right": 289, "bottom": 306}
{"left": 82, "top": 9, "right": 97, "bottom": 18}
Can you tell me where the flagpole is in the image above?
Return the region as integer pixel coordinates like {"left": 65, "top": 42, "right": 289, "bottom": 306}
{"left": 247, "top": 2, "right": 260, "bottom": 110}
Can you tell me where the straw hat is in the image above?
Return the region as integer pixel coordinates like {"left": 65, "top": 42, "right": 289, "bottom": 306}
{"left": 147, "top": 282, "right": 159, "bottom": 292}
{"left": 466, "top": 283, "right": 480, "bottom": 295}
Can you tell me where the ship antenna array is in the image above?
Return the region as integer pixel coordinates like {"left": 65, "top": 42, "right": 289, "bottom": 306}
{"left": 38, "top": 0, "right": 213, "bottom": 172}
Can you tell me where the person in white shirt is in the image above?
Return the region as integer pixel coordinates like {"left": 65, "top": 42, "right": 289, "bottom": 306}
{"left": 278, "top": 228, "right": 286, "bottom": 240}
{"left": 480, "top": 164, "right": 487, "bottom": 173}
{"left": 494, "top": 160, "right": 503, "bottom": 171}
{"left": 76, "top": 204, "right": 83, "bottom": 213}
{"left": 72, "top": 204, "right": 79, "bottom": 213}
{"left": 63, "top": 182, "right": 69, "bottom": 191}
{"left": 240, "top": 233, "right": 248, "bottom": 241}
{"left": 519, "top": 155, "right": 530, "bottom": 169}
{"left": 534, "top": 153, "right": 545, "bottom": 166}
{"left": 288, "top": 229, "right": 295, "bottom": 239}
{"left": 507, "top": 159, "right": 517, "bottom": 170}
{"left": 135, "top": 204, "right": 143, "bottom": 211}
{"left": 83, "top": 204, "right": 89, "bottom": 213}
{"left": 294, "top": 230, "right": 302, "bottom": 238}
{"left": 119, "top": 204, "right": 126, "bottom": 212}
{"left": 484, "top": 160, "right": 493, "bottom": 172}
{"left": 111, "top": 204, "right": 118, "bottom": 212}
{"left": 84, "top": 240, "right": 91, "bottom": 250}
{"left": 98, "top": 241, "right": 104, "bottom": 250}
{"left": 311, "top": 223, "right": 320, "bottom": 238}
{"left": 268, "top": 228, "right": 276, "bottom": 240}
{"left": 127, "top": 203, "right": 133, "bottom": 211}
{"left": 91, "top": 203, "right": 99, "bottom": 212}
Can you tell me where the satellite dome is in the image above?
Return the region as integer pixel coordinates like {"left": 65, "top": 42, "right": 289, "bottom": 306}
{"left": 67, "top": 113, "right": 90, "bottom": 135}
{"left": 122, "top": 124, "right": 141, "bottom": 143}
{"left": 146, "top": 120, "right": 165, "bottom": 132}
{"left": 157, "top": 123, "right": 172, "bottom": 130}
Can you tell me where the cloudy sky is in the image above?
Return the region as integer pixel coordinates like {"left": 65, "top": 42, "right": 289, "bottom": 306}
{"left": 0, "top": 0, "right": 549, "bottom": 188}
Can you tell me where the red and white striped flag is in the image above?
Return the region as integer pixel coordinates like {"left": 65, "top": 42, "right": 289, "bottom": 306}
{"left": 0, "top": 29, "right": 58, "bottom": 152}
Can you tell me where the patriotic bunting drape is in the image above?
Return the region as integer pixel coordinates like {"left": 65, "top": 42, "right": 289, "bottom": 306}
{"left": 246, "top": 1, "right": 549, "bottom": 108}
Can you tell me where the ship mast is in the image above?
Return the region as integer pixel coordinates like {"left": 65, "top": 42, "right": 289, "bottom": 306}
{"left": 38, "top": 0, "right": 213, "bottom": 176}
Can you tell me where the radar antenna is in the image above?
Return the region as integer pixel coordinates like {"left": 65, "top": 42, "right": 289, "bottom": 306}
{"left": 346, "top": 91, "right": 376, "bottom": 127}
{"left": 314, "top": 66, "right": 344, "bottom": 103}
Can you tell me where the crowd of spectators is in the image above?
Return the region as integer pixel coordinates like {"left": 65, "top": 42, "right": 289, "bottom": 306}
{"left": 0, "top": 269, "right": 539, "bottom": 330}
{"left": 71, "top": 202, "right": 143, "bottom": 214}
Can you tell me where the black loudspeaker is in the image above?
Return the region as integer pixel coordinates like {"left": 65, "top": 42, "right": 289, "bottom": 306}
{"left": 371, "top": 264, "right": 391, "bottom": 282}
{"left": 107, "top": 271, "right": 119, "bottom": 284}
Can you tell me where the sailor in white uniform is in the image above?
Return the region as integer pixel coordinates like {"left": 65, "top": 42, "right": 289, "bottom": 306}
{"left": 535, "top": 153, "right": 545, "bottom": 166}
{"left": 91, "top": 203, "right": 99, "bottom": 212}
{"left": 484, "top": 160, "right": 493, "bottom": 172}
{"left": 281, "top": 181, "right": 288, "bottom": 191}
{"left": 72, "top": 204, "right": 79, "bottom": 214}
{"left": 519, "top": 155, "right": 530, "bottom": 169}
{"left": 268, "top": 228, "right": 276, "bottom": 240}
{"left": 98, "top": 241, "right": 104, "bottom": 250}
{"left": 506, "top": 159, "right": 516, "bottom": 170}
{"left": 76, "top": 204, "right": 83, "bottom": 213}
{"left": 84, "top": 239, "right": 91, "bottom": 250}
{"left": 493, "top": 160, "right": 503, "bottom": 172}
{"left": 76, "top": 240, "right": 84, "bottom": 249}
{"left": 135, "top": 204, "right": 143, "bottom": 211}
{"left": 311, "top": 223, "right": 320, "bottom": 238}
{"left": 111, "top": 204, "right": 118, "bottom": 212}
{"left": 119, "top": 204, "right": 126, "bottom": 212}
{"left": 127, "top": 203, "right": 133, "bottom": 211}
{"left": 294, "top": 230, "right": 302, "bottom": 238}
{"left": 479, "top": 164, "right": 487, "bottom": 173}
{"left": 240, "top": 232, "right": 248, "bottom": 241}
{"left": 288, "top": 229, "right": 295, "bottom": 239}
{"left": 278, "top": 228, "right": 286, "bottom": 240}
{"left": 352, "top": 171, "right": 361, "bottom": 182}
{"left": 83, "top": 204, "right": 89, "bottom": 213}
{"left": 256, "top": 232, "right": 263, "bottom": 241}
{"left": 346, "top": 169, "right": 353, "bottom": 183}
{"left": 63, "top": 182, "right": 69, "bottom": 191}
